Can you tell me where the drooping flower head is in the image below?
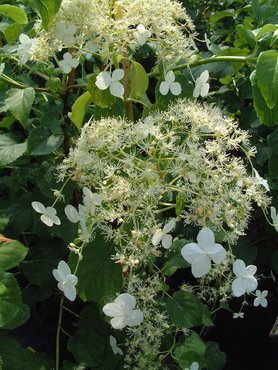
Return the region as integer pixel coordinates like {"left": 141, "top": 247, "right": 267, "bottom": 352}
{"left": 52, "top": 260, "right": 78, "bottom": 301}
{"left": 232, "top": 259, "right": 258, "bottom": 297}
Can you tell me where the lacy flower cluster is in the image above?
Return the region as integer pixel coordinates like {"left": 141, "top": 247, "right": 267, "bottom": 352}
{"left": 58, "top": 98, "right": 269, "bottom": 267}
{"left": 31, "top": 0, "right": 196, "bottom": 67}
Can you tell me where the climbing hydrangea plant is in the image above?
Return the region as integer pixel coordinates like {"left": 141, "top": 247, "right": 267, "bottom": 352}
{"left": 0, "top": 0, "right": 277, "bottom": 369}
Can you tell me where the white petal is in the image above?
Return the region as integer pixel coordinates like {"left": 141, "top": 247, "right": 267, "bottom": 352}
{"left": 110, "top": 81, "right": 124, "bottom": 97}
{"left": 127, "top": 309, "right": 144, "bottom": 327}
{"left": 52, "top": 268, "right": 63, "bottom": 283}
{"left": 31, "top": 201, "right": 45, "bottom": 214}
{"left": 161, "top": 234, "right": 173, "bottom": 249}
{"left": 111, "top": 69, "right": 124, "bottom": 82}
{"left": 233, "top": 259, "right": 246, "bottom": 277}
{"left": 19, "top": 33, "right": 30, "bottom": 44}
{"left": 110, "top": 316, "right": 127, "bottom": 330}
{"left": 51, "top": 214, "right": 61, "bottom": 226}
{"left": 152, "top": 229, "right": 163, "bottom": 246}
{"left": 245, "top": 264, "right": 257, "bottom": 276}
{"left": 191, "top": 362, "right": 199, "bottom": 370}
{"left": 159, "top": 81, "right": 169, "bottom": 95}
{"left": 40, "top": 214, "right": 54, "bottom": 227}
{"left": 200, "top": 70, "right": 209, "bottom": 83}
{"left": 170, "top": 82, "right": 181, "bottom": 96}
{"left": 232, "top": 277, "right": 246, "bottom": 297}
{"left": 193, "top": 85, "right": 200, "bottom": 98}
{"left": 114, "top": 293, "right": 136, "bottom": 310}
{"left": 244, "top": 276, "right": 258, "bottom": 293}
{"left": 209, "top": 243, "right": 227, "bottom": 264}
{"left": 163, "top": 220, "right": 175, "bottom": 234}
{"left": 66, "top": 274, "right": 78, "bottom": 286}
{"left": 58, "top": 260, "right": 71, "bottom": 279}
{"left": 65, "top": 205, "right": 80, "bottom": 223}
{"left": 191, "top": 255, "right": 211, "bottom": 278}
{"left": 260, "top": 298, "right": 268, "bottom": 308}
{"left": 165, "top": 71, "right": 175, "bottom": 84}
{"left": 70, "top": 58, "right": 79, "bottom": 68}
{"left": 137, "top": 24, "right": 145, "bottom": 33}
{"left": 103, "top": 303, "right": 123, "bottom": 317}
{"left": 59, "top": 60, "right": 71, "bottom": 74}
{"left": 137, "top": 34, "right": 147, "bottom": 45}
{"left": 95, "top": 72, "right": 111, "bottom": 90}
{"left": 68, "top": 24, "right": 77, "bottom": 35}
{"left": 55, "top": 21, "right": 66, "bottom": 34}
{"left": 261, "top": 290, "right": 268, "bottom": 298}
{"left": 253, "top": 297, "right": 260, "bottom": 307}
{"left": 197, "top": 227, "right": 215, "bottom": 250}
{"left": 64, "top": 285, "right": 77, "bottom": 301}
{"left": 270, "top": 207, "right": 277, "bottom": 222}
{"left": 63, "top": 52, "right": 72, "bottom": 62}
{"left": 91, "top": 193, "right": 101, "bottom": 206}
{"left": 181, "top": 243, "right": 205, "bottom": 264}
{"left": 200, "top": 83, "right": 209, "bottom": 97}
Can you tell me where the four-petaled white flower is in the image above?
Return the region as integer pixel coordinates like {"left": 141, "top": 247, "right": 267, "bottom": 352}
{"left": 233, "top": 312, "right": 244, "bottom": 319}
{"left": 135, "top": 24, "right": 151, "bottom": 46}
{"left": 102, "top": 293, "right": 144, "bottom": 330}
{"left": 83, "top": 187, "right": 101, "bottom": 216}
{"left": 95, "top": 69, "right": 125, "bottom": 98}
{"left": 17, "top": 34, "right": 34, "bottom": 64}
{"left": 159, "top": 71, "right": 181, "bottom": 96}
{"left": 270, "top": 207, "right": 278, "bottom": 232}
{"left": 253, "top": 290, "right": 268, "bottom": 308}
{"left": 193, "top": 70, "right": 210, "bottom": 98}
{"left": 253, "top": 169, "right": 270, "bottom": 192}
{"left": 232, "top": 259, "right": 258, "bottom": 297}
{"left": 52, "top": 261, "right": 78, "bottom": 301}
{"left": 83, "top": 41, "right": 99, "bottom": 59}
{"left": 184, "top": 362, "right": 199, "bottom": 370}
{"left": 58, "top": 52, "right": 79, "bottom": 74}
{"left": 32, "top": 201, "right": 61, "bottom": 227}
{"left": 152, "top": 220, "right": 175, "bottom": 249}
{"left": 55, "top": 21, "right": 77, "bottom": 45}
{"left": 109, "top": 335, "right": 123, "bottom": 356}
{"left": 181, "top": 227, "right": 227, "bottom": 278}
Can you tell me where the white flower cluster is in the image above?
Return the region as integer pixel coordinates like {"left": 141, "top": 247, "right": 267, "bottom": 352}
{"left": 30, "top": 0, "right": 196, "bottom": 67}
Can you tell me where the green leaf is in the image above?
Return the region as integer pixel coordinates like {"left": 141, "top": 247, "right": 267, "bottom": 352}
{"left": 5, "top": 87, "right": 35, "bottom": 126}
{"left": 28, "top": 127, "right": 63, "bottom": 155}
{"left": 68, "top": 232, "right": 123, "bottom": 302}
{"left": 205, "top": 341, "right": 226, "bottom": 370}
{"left": 28, "top": 0, "right": 62, "bottom": 30}
{"left": 71, "top": 91, "right": 93, "bottom": 130}
{"left": 128, "top": 61, "right": 149, "bottom": 98}
{"left": 173, "top": 332, "right": 206, "bottom": 369}
{"left": 232, "top": 237, "right": 257, "bottom": 265}
{"left": 256, "top": 50, "right": 278, "bottom": 109}
{"left": 0, "top": 332, "right": 54, "bottom": 369}
{"left": 267, "top": 128, "right": 278, "bottom": 154}
{"left": 209, "top": 10, "right": 234, "bottom": 25}
{"left": 250, "top": 71, "right": 278, "bottom": 126}
{"left": 3, "top": 23, "right": 24, "bottom": 43}
{"left": 175, "top": 193, "right": 186, "bottom": 216}
{"left": 88, "top": 76, "right": 115, "bottom": 108}
{"left": 0, "top": 5, "right": 27, "bottom": 24}
{"left": 0, "top": 133, "right": 27, "bottom": 167}
{"left": 0, "top": 239, "right": 28, "bottom": 271}
{"left": 166, "top": 291, "right": 212, "bottom": 328}
{"left": 236, "top": 25, "right": 256, "bottom": 48}
{"left": 0, "top": 271, "right": 29, "bottom": 329}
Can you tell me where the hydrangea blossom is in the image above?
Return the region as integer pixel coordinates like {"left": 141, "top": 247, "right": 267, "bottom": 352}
{"left": 95, "top": 69, "right": 125, "bottom": 98}
{"left": 232, "top": 259, "right": 258, "bottom": 297}
{"left": 152, "top": 220, "right": 175, "bottom": 249}
{"left": 184, "top": 362, "right": 199, "bottom": 370}
{"left": 31, "top": 201, "right": 61, "bottom": 227}
{"left": 253, "top": 290, "right": 268, "bottom": 308}
{"left": 159, "top": 71, "right": 181, "bottom": 96}
{"left": 270, "top": 207, "right": 278, "bottom": 232}
{"left": 193, "top": 70, "right": 210, "bottom": 98}
{"left": 17, "top": 34, "right": 34, "bottom": 64}
{"left": 55, "top": 21, "right": 77, "bottom": 44}
{"left": 102, "top": 293, "right": 144, "bottom": 330}
{"left": 233, "top": 312, "right": 244, "bottom": 319}
{"left": 109, "top": 335, "right": 123, "bottom": 355}
{"left": 181, "top": 227, "right": 227, "bottom": 278}
{"left": 58, "top": 52, "right": 79, "bottom": 73}
{"left": 52, "top": 261, "right": 78, "bottom": 301}
{"left": 253, "top": 169, "right": 269, "bottom": 192}
{"left": 134, "top": 24, "right": 151, "bottom": 46}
